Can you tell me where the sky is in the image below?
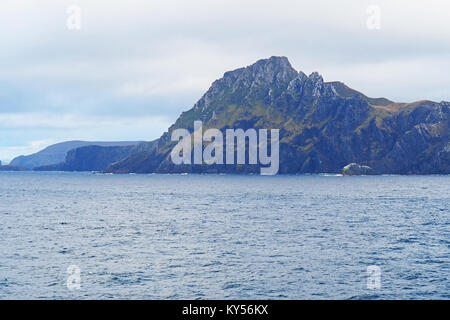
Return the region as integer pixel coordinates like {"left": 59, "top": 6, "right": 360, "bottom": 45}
{"left": 0, "top": 0, "right": 449, "bottom": 163}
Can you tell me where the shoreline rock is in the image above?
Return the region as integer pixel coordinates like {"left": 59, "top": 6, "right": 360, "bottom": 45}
{"left": 342, "top": 163, "right": 375, "bottom": 176}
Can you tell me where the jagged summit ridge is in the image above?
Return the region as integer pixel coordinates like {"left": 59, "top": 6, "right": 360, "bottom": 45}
{"left": 193, "top": 56, "right": 395, "bottom": 114}
{"left": 195, "top": 56, "right": 297, "bottom": 111}
{"left": 194, "top": 56, "right": 335, "bottom": 111}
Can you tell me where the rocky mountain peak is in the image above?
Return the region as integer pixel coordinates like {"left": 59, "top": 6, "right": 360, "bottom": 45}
{"left": 222, "top": 56, "right": 298, "bottom": 86}
{"left": 194, "top": 56, "right": 299, "bottom": 111}
{"left": 100, "top": 57, "right": 449, "bottom": 175}
{"left": 308, "top": 71, "right": 323, "bottom": 83}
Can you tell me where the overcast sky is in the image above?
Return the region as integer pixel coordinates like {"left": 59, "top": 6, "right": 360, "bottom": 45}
{"left": 1, "top": 0, "right": 449, "bottom": 163}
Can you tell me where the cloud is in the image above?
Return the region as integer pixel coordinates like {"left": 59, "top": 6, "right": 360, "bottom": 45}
{"left": 0, "top": 113, "right": 170, "bottom": 129}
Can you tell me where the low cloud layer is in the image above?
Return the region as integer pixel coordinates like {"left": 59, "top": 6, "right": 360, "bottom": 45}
{"left": 1, "top": 0, "right": 449, "bottom": 162}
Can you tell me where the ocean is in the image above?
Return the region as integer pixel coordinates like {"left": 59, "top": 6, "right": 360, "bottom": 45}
{"left": 0, "top": 172, "right": 448, "bottom": 299}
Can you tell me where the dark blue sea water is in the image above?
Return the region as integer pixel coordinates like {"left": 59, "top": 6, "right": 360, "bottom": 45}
{"left": 0, "top": 172, "right": 448, "bottom": 299}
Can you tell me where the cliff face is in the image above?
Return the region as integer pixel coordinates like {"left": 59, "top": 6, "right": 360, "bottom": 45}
{"left": 103, "top": 56, "right": 448, "bottom": 174}
{"left": 33, "top": 141, "right": 158, "bottom": 172}
{"left": 34, "top": 146, "right": 134, "bottom": 172}
{"left": 10, "top": 141, "right": 142, "bottom": 169}
{"left": 63, "top": 145, "right": 137, "bottom": 172}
